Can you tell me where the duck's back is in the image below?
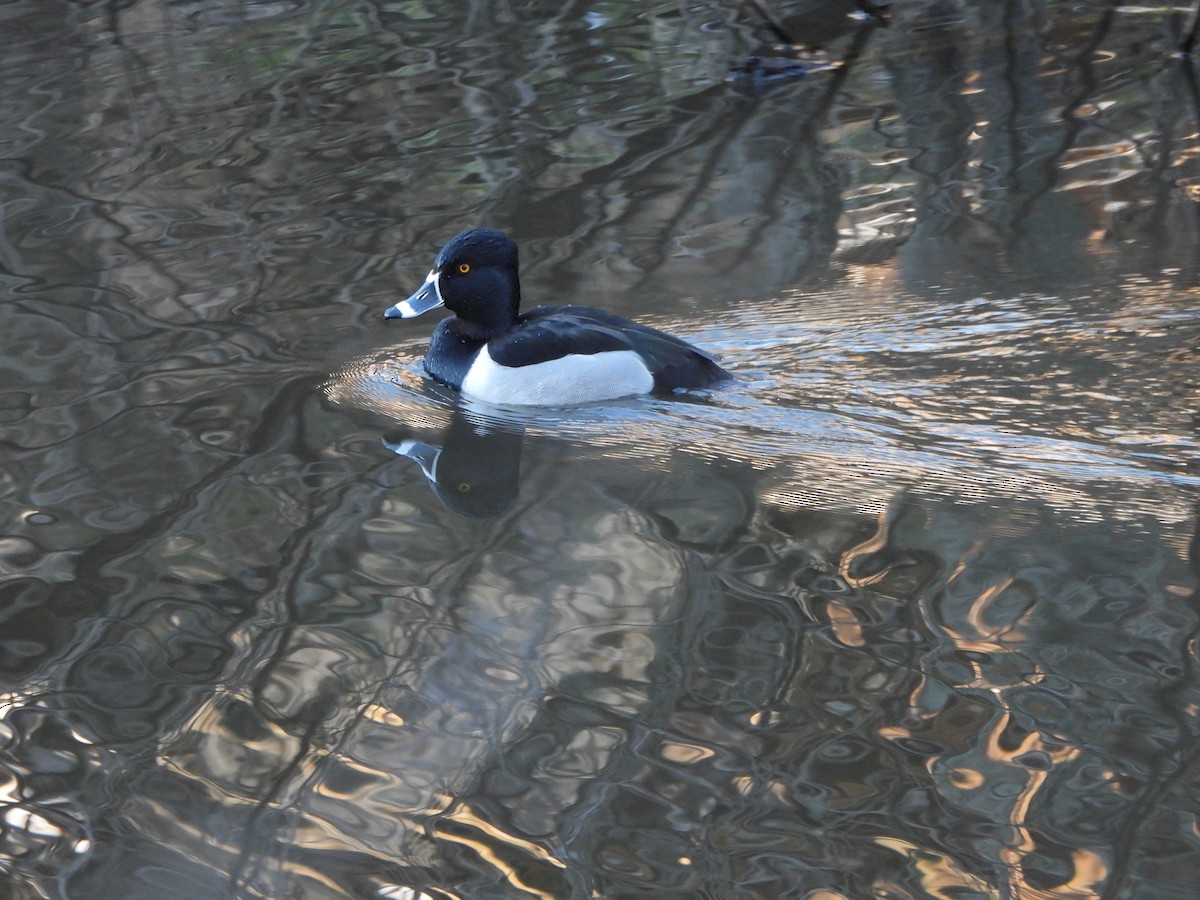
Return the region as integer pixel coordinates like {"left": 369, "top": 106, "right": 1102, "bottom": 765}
{"left": 490, "top": 305, "right": 730, "bottom": 394}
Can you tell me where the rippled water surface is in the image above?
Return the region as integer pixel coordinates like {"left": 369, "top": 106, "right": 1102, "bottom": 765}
{"left": 3, "top": 2, "right": 1199, "bottom": 898}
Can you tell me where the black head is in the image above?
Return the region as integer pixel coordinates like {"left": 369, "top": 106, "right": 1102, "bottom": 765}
{"left": 386, "top": 228, "right": 522, "bottom": 338}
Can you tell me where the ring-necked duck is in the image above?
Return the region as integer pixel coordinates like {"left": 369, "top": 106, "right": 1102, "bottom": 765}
{"left": 384, "top": 228, "right": 730, "bottom": 406}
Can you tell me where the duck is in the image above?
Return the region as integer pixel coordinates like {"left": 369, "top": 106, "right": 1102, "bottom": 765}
{"left": 384, "top": 228, "right": 730, "bottom": 406}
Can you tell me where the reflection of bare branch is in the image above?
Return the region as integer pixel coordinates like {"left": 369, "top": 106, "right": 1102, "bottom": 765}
{"left": 228, "top": 698, "right": 329, "bottom": 896}
{"left": 1180, "top": 1, "right": 1200, "bottom": 56}
{"left": 1105, "top": 506, "right": 1200, "bottom": 899}
{"left": 1002, "top": 1, "right": 1119, "bottom": 242}
{"left": 743, "top": 0, "right": 799, "bottom": 46}
{"left": 503, "top": 4, "right": 887, "bottom": 297}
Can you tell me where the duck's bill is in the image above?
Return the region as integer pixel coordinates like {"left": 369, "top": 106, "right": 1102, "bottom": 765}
{"left": 384, "top": 271, "right": 443, "bottom": 319}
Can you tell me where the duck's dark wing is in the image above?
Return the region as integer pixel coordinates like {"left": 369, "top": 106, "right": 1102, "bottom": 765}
{"left": 489, "top": 305, "right": 729, "bottom": 391}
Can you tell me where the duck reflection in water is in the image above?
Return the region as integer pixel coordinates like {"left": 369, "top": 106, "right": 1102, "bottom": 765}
{"left": 372, "top": 392, "right": 757, "bottom": 547}
{"left": 384, "top": 408, "right": 524, "bottom": 519}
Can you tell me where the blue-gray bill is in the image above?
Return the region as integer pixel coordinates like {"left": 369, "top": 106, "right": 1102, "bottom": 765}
{"left": 384, "top": 271, "right": 443, "bottom": 319}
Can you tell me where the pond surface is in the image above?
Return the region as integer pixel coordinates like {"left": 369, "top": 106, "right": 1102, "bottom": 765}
{"left": 2, "top": 1, "right": 1199, "bottom": 898}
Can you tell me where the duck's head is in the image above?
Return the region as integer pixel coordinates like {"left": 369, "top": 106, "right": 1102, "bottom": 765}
{"left": 385, "top": 228, "right": 521, "bottom": 337}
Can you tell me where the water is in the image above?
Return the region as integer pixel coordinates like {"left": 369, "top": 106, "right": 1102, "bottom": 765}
{"left": 2, "top": 1, "right": 1198, "bottom": 898}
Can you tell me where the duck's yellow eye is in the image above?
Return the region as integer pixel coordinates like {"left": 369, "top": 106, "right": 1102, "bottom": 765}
{"left": 457, "top": 482, "right": 471, "bottom": 492}
{"left": 457, "top": 263, "right": 471, "bottom": 274}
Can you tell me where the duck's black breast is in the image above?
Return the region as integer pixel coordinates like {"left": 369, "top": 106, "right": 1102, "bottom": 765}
{"left": 488, "top": 305, "right": 729, "bottom": 392}
{"left": 424, "top": 319, "right": 485, "bottom": 388}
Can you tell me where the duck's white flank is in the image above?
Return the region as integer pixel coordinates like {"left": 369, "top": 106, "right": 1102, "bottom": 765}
{"left": 461, "top": 346, "right": 654, "bottom": 405}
